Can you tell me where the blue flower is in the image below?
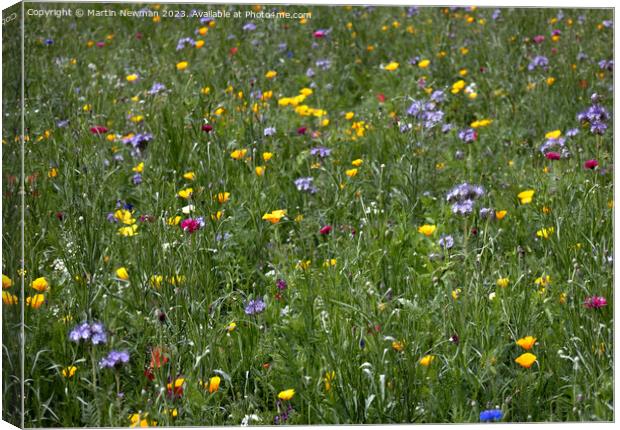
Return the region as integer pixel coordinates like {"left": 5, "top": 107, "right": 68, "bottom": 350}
{"left": 245, "top": 299, "right": 266, "bottom": 315}
{"left": 479, "top": 409, "right": 503, "bottom": 422}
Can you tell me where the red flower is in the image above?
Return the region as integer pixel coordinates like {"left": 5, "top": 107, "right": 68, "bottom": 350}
{"left": 90, "top": 126, "right": 108, "bottom": 134}
{"left": 545, "top": 151, "right": 561, "bottom": 160}
{"left": 202, "top": 124, "right": 213, "bottom": 133}
{"left": 297, "top": 127, "right": 307, "bottom": 135}
{"left": 229, "top": 47, "right": 238, "bottom": 56}
{"left": 584, "top": 159, "right": 599, "bottom": 169}
{"left": 376, "top": 93, "right": 386, "bottom": 103}
{"left": 319, "top": 225, "right": 332, "bottom": 235}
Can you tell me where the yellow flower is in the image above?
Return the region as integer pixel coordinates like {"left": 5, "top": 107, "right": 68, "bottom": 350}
{"left": 126, "top": 74, "right": 139, "bottom": 82}
{"left": 26, "top": 294, "right": 45, "bottom": 309}
{"left": 167, "top": 216, "right": 181, "bottom": 226}
{"left": 211, "top": 211, "right": 223, "bottom": 221}
{"left": 451, "top": 288, "right": 461, "bottom": 300}
{"left": 451, "top": 80, "right": 466, "bottom": 94}
{"left": 496, "top": 278, "right": 509, "bottom": 288}
{"left": 2, "top": 291, "right": 18, "bottom": 305}
{"left": 177, "top": 188, "right": 193, "bottom": 199}
{"left": 536, "top": 227, "right": 555, "bottom": 239}
{"left": 130, "top": 115, "right": 144, "bottom": 123}
{"left": 230, "top": 149, "right": 247, "bottom": 160}
{"left": 195, "top": 40, "right": 205, "bottom": 49}
{"left": 167, "top": 377, "right": 185, "bottom": 391}
{"left": 517, "top": 189, "right": 535, "bottom": 204}
{"left": 278, "top": 389, "right": 295, "bottom": 401}
{"left": 546, "top": 77, "right": 556, "bottom": 86}
{"left": 217, "top": 192, "right": 230, "bottom": 204}
{"left": 62, "top": 366, "right": 77, "bottom": 378}
{"left": 419, "top": 355, "right": 435, "bottom": 367}
{"left": 545, "top": 130, "right": 562, "bottom": 140}
{"left": 118, "top": 224, "right": 139, "bottom": 237}
{"left": 114, "top": 209, "right": 136, "bottom": 225}
{"left": 265, "top": 70, "right": 277, "bottom": 79}
{"left": 516, "top": 336, "right": 537, "bottom": 351}
{"left": 324, "top": 371, "right": 336, "bottom": 391}
{"left": 297, "top": 260, "right": 312, "bottom": 270}
{"left": 82, "top": 104, "right": 92, "bottom": 112}
{"left": 322, "top": 258, "right": 337, "bottom": 268}
{"left": 262, "top": 152, "right": 273, "bottom": 162}
{"left": 31, "top": 277, "right": 49, "bottom": 292}
{"left": 183, "top": 171, "right": 196, "bottom": 181}
{"left": 345, "top": 111, "right": 355, "bottom": 120}
{"left": 391, "top": 340, "right": 405, "bottom": 352}
{"left": 515, "top": 352, "right": 537, "bottom": 368}
{"left": 129, "top": 413, "right": 156, "bottom": 428}
{"left": 2, "top": 274, "right": 12, "bottom": 289}
{"left": 534, "top": 275, "right": 551, "bottom": 287}
{"left": 418, "top": 59, "right": 431, "bottom": 68}
{"left": 262, "top": 210, "right": 286, "bottom": 224}
{"left": 176, "top": 61, "right": 188, "bottom": 71}
{"left": 495, "top": 210, "right": 507, "bottom": 220}
{"left": 351, "top": 159, "right": 363, "bottom": 167}
{"left": 48, "top": 167, "right": 58, "bottom": 178}
{"left": 470, "top": 119, "right": 493, "bottom": 128}
{"left": 417, "top": 224, "right": 436, "bottom": 237}
{"left": 132, "top": 162, "right": 144, "bottom": 173}
{"left": 116, "top": 267, "right": 129, "bottom": 281}
{"left": 255, "top": 166, "right": 266, "bottom": 176}
{"left": 226, "top": 321, "right": 237, "bottom": 332}
{"left": 384, "top": 61, "right": 399, "bottom": 71}
{"left": 208, "top": 376, "right": 221, "bottom": 393}
{"left": 200, "top": 86, "right": 211, "bottom": 95}
{"left": 299, "top": 87, "right": 313, "bottom": 96}
{"left": 345, "top": 168, "right": 358, "bottom": 177}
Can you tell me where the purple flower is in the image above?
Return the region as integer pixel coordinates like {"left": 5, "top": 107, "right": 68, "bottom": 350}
{"left": 294, "top": 177, "right": 317, "bottom": 193}
{"left": 122, "top": 133, "right": 153, "bottom": 150}
{"left": 132, "top": 174, "right": 142, "bottom": 185}
{"left": 148, "top": 83, "right": 166, "bottom": 95}
{"left": 315, "top": 59, "right": 331, "bottom": 70}
{"left": 598, "top": 59, "right": 614, "bottom": 71}
{"left": 438, "top": 234, "right": 454, "bottom": 250}
{"left": 99, "top": 350, "right": 130, "bottom": 369}
{"left": 310, "top": 146, "right": 331, "bottom": 158}
{"left": 430, "top": 90, "right": 446, "bottom": 103}
{"left": 566, "top": 128, "right": 579, "bottom": 137}
{"left": 276, "top": 279, "right": 287, "bottom": 290}
{"left": 602, "top": 20, "right": 613, "bottom": 28}
{"left": 243, "top": 22, "right": 257, "bottom": 31}
{"left": 263, "top": 127, "right": 276, "bottom": 137}
{"left": 69, "top": 321, "right": 107, "bottom": 345}
{"left": 244, "top": 298, "right": 266, "bottom": 315}
{"left": 492, "top": 9, "right": 501, "bottom": 20}
{"left": 176, "top": 37, "right": 196, "bottom": 50}
{"left": 528, "top": 55, "right": 549, "bottom": 71}
{"left": 458, "top": 128, "right": 477, "bottom": 143}
{"left": 452, "top": 199, "right": 474, "bottom": 216}
{"left": 479, "top": 207, "right": 495, "bottom": 220}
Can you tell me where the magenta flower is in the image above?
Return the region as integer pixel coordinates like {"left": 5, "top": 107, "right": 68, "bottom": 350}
{"left": 584, "top": 159, "right": 599, "bottom": 169}
{"left": 533, "top": 35, "right": 545, "bottom": 44}
{"left": 584, "top": 296, "right": 607, "bottom": 309}
{"left": 319, "top": 225, "right": 332, "bottom": 235}
{"left": 545, "top": 151, "right": 561, "bottom": 160}
{"left": 180, "top": 218, "right": 201, "bottom": 233}
{"left": 202, "top": 124, "right": 213, "bottom": 133}
{"left": 90, "top": 126, "right": 108, "bottom": 135}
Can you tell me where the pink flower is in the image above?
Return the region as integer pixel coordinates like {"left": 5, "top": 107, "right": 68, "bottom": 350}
{"left": 90, "top": 126, "right": 108, "bottom": 134}
{"left": 584, "top": 296, "right": 607, "bottom": 309}
{"left": 545, "top": 152, "right": 561, "bottom": 160}
{"left": 313, "top": 30, "right": 326, "bottom": 38}
{"left": 319, "top": 225, "right": 332, "bottom": 235}
{"left": 96, "top": 41, "right": 105, "bottom": 48}
{"left": 533, "top": 35, "right": 545, "bottom": 44}
{"left": 180, "top": 218, "right": 200, "bottom": 233}
{"left": 584, "top": 159, "right": 599, "bottom": 169}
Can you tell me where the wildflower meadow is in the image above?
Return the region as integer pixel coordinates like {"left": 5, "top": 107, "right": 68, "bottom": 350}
{"left": 1, "top": 2, "right": 614, "bottom": 426}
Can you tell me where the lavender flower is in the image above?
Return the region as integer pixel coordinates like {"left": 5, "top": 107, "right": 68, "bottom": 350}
{"left": 294, "top": 177, "right": 317, "bottom": 193}
{"left": 458, "top": 128, "right": 477, "bottom": 143}
{"left": 176, "top": 37, "right": 196, "bottom": 50}
{"left": 69, "top": 321, "right": 107, "bottom": 345}
{"left": 132, "top": 174, "right": 142, "bottom": 185}
{"left": 452, "top": 199, "right": 474, "bottom": 216}
{"left": 148, "top": 83, "right": 166, "bottom": 95}
{"left": 438, "top": 234, "right": 454, "bottom": 250}
{"left": 244, "top": 298, "right": 266, "bottom": 315}
{"left": 315, "top": 59, "right": 331, "bottom": 70}
{"left": 243, "top": 22, "right": 256, "bottom": 31}
{"left": 528, "top": 55, "right": 549, "bottom": 71}
{"left": 310, "top": 146, "right": 331, "bottom": 158}
{"left": 479, "top": 207, "right": 495, "bottom": 220}
{"left": 598, "top": 59, "right": 614, "bottom": 71}
{"left": 491, "top": 9, "right": 501, "bottom": 20}
{"left": 263, "top": 127, "right": 276, "bottom": 137}
{"left": 99, "top": 350, "right": 130, "bottom": 369}
{"left": 446, "top": 183, "right": 484, "bottom": 216}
